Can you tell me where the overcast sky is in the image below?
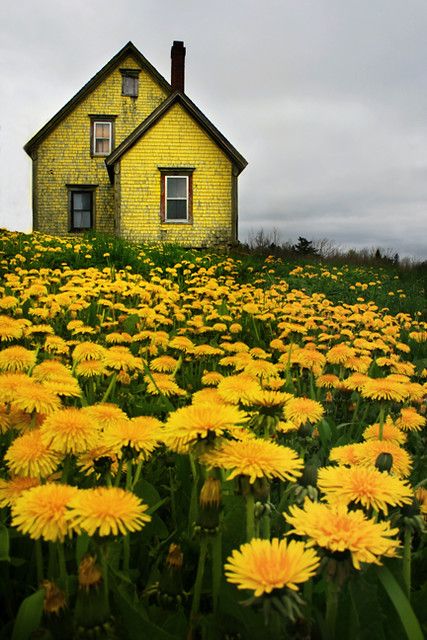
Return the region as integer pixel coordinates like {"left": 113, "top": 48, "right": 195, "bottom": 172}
{"left": 1, "top": 0, "right": 426, "bottom": 258}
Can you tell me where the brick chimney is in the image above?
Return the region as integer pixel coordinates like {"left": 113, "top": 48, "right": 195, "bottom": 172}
{"left": 171, "top": 41, "right": 186, "bottom": 93}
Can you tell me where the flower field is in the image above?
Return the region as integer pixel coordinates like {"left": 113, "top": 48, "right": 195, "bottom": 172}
{"left": 0, "top": 229, "right": 426, "bottom": 640}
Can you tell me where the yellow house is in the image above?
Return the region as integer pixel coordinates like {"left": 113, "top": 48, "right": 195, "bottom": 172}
{"left": 24, "top": 41, "right": 247, "bottom": 246}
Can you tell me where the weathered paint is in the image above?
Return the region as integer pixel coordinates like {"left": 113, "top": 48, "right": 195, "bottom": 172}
{"left": 34, "top": 56, "right": 167, "bottom": 235}
{"left": 118, "top": 102, "right": 234, "bottom": 246}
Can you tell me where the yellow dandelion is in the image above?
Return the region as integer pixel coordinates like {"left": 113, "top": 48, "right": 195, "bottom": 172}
{"left": 242, "top": 388, "right": 293, "bottom": 408}
{"left": 316, "top": 374, "right": 340, "bottom": 389}
{"left": 201, "top": 371, "right": 224, "bottom": 386}
{"left": 225, "top": 538, "right": 320, "bottom": 596}
{"left": 5, "top": 429, "right": 62, "bottom": 478}
{"left": 361, "top": 378, "right": 409, "bottom": 402}
{"left": 329, "top": 443, "right": 366, "bottom": 466}
{"left": 68, "top": 487, "right": 151, "bottom": 536}
{"left": 217, "top": 374, "right": 260, "bottom": 405}
{"left": 285, "top": 499, "right": 400, "bottom": 569}
{"left": 284, "top": 397, "right": 324, "bottom": 427}
{"left": 10, "top": 378, "right": 62, "bottom": 415}
{"left": 75, "top": 359, "right": 108, "bottom": 377}
{"left": 363, "top": 418, "right": 406, "bottom": 444}
{"left": 192, "top": 388, "right": 229, "bottom": 405}
{"left": 244, "top": 360, "right": 279, "bottom": 379}
{"left": 168, "top": 336, "right": 195, "bottom": 353}
{"left": 72, "top": 342, "right": 107, "bottom": 362}
{"left": 395, "top": 407, "right": 426, "bottom": 432}
{"left": 77, "top": 438, "right": 119, "bottom": 474}
{"left": 357, "top": 440, "right": 412, "bottom": 477}
{"left": 317, "top": 465, "right": 413, "bottom": 514}
{"left": 0, "top": 346, "right": 37, "bottom": 372}
{"left": 40, "top": 407, "right": 101, "bottom": 454}
{"left": 104, "top": 416, "right": 162, "bottom": 459}
{"left": 163, "top": 403, "right": 248, "bottom": 452}
{"left": 150, "top": 355, "right": 179, "bottom": 373}
{"left": 144, "top": 372, "right": 186, "bottom": 397}
{"left": 83, "top": 403, "right": 128, "bottom": 429}
{"left": 12, "top": 483, "right": 78, "bottom": 541}
{"left": 104, "top": 346, "right": 143, "bottom": 372}
{"left": 0, "top": 315, "right": 24, "bottom": 341}
{"left": 201, "top": 437, "right": 303, "bottom": 484}
{"left": 0, "top": 476, "right": 40, "bottom": 507}
{"left": 326, "top": 344, "right": 356, "bottom": 365}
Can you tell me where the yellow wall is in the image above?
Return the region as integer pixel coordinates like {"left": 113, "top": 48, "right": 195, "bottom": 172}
{"left": 34, "top": 56, "right": 168, "bottom": 235}
{"left": 118, "top": 103, "right": 234, "bottom": 246}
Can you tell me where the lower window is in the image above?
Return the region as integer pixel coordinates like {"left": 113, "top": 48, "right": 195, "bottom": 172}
{"left": 70, "top": 190, "right": 93, "bottom": 231}
{"left": 160, "top": 171, "right": 193, "bottom": 223}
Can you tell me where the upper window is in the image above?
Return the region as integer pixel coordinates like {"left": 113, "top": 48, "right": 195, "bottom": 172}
{"left": 120, "top": 69, "right": 140, "bottom": 97}
{"left": 69, "top": 190, "right": 93, "bottom": 232}
{"left": 92, "top": 121, "right": 112, "bottom": 156}
{"left": 160, "top": 170, "right": 194, "bottom": 223}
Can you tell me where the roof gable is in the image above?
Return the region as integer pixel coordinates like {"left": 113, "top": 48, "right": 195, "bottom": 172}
{"left": 24, "top": 42, "right": 171, "bottom": 156}
{"left": 105, "top": 91, "right": 248, "bottom": 178}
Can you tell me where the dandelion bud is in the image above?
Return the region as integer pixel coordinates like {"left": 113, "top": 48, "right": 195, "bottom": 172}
{"left": 300, "top": 463, "right": 318, "bottom": 488}
{"left": 166, "top": 543, "right": 184, "bottom": 570}
{"left": 375, "top": 452, "right": 393, "bottom": 472}
{"left": 78, "top": 555, "right": 102, "bottom": 591}
{"left": 197, "top": 477, "right": 222, "bottom": 532}
{"left": 42, "top": 580, "right": 66, "bottom": 615}
{"left": 199, "top": 477, "right": 222, "bottom": 508}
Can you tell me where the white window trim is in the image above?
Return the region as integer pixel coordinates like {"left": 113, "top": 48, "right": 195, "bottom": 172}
{"left": 165, "top": 175, "right": 189, "bottom": 222}
{"left": 93, "top": 121, "right": 112, "bottom": 156}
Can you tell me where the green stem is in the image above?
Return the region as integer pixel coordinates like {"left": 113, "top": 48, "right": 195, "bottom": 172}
{"left": 100, "top": 544, "right": 110, "bottom": 614}
{"left": 102, "top": 373, "right": 117, "bottom": 403}
{"left": 211, "top": 532, "right": 222, "bottom": 614}
{"left": 57, "top": 542, "right": 68, "bottom": 595}
{"left": 325, "top": 579, "right": 339, "bottom": 640}
{"left": 123, "top": 534, "right": 130, "bottom": 577}
{"left": 191, "top": 537, "right": 208, "bottom": 621}
{"left": 35, "top": 540, "right": 44, "bottom": 584}
{"left": 246, "top": 492, "right": 255, "bottom": 541}
{"left": 131, "top": 460, "right": 143, "bottom": 490}
{"left": 114, "top": 457, "right": 124, "bottom": 487}
{"left": 378, "top": 404, "right": 385, "bottom": 441}
{"left": 403, "top": 527, "right": 412, "bottom": 601}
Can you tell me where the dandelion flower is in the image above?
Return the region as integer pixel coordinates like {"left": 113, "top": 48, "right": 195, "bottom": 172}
{"left": 5, "top": 430, "right": 62, "bottom": 478}
{"left": 357, "top": 440, "right": 412, "bottom": 477}
{"left": 0, "top": 346, "right": 37, "bottom": 372}
{"left": 395, "top": 407, "right": 426, "bottom": 432}
{"left": 72, "top": 342, "right": 107, "bottom": 362}
{"left": 284, "top": 397, "right": 324, "bottom": 427}
{"left": 361, "top": 378, "right": 409, "bottom": 403}
{"left": 217, "top": 374, "right": 260, "bottom": 405}
{"left": 68, "top": 487, "right": 151, "bottom": 536}
{"left": 83, "top": 403, "right": 128, "bottom": 429}
{"left": 363, "top": 418, "right": 406, "bottom": 444}
{"left": 225, "top": 538, "right": 320, "bottom": 596}
{"left": 201, "top": 437, "right": 303, "bottom": 484}
{"left": 104, "top": 416, "right": 162, "bottom": 459}
{"left": 12, "top": 483, "right": 78, "bottom": 541}
{"left": 317, "top": 465, "right": 413, "bottom": 514}
{"left": 10, "top": 378, "right": 61, "bottom": 415}
{"left": 0, "top": 476, "right": 40, "bottom": 507}
{"left": 40, "top": 407, "right": 100, "bottom": 454}
{"left": 150, "top": 356, "right": 179, "bottom": 373}
{"left": 163, "top": 403, "right": 248, "bottom": 452}
{"left": 144, "top": 373, "right": 186, "bottom": 397}
{"left": 285, "top": 499, "right": 400, "bottom": 569}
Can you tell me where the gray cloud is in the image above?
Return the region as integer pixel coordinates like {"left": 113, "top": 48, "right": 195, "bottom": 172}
{"left": 0, "top": 0, "right": 426, "bottom": 258}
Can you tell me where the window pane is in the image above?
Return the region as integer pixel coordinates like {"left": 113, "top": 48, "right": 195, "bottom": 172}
{"left": 167, "top": 199, "right": 187, "bottom": 220}
{"left": 95, "top": 139, "right": 109, "bottom": 153}
{"left": 167, "top": 177, "right": 187, "bottom": 198}
{"left": 73, "top": 210, "right": 91, "bottom": 228}
{"left": 123, "top": 76, "right": 138, "bottom": 96}
{"left": 95, "top": 123, "right": 110, "bottom": 138}
{"left": 73, "top": 192, "right": 91, "bottom": 210}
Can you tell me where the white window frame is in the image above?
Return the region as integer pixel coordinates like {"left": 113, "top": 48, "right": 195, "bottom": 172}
{"left": 165, "top": 175, "right": 189, "bottom": 222}
{"left": 93, "top": 121, "right": 112, "bottom": 156}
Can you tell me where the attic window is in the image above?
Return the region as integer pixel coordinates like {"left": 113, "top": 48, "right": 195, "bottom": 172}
{"left": 120, "top": 69, "right": 140, "bottom": 97}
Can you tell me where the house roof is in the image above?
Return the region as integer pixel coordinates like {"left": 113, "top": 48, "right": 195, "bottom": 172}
{"left": 105, "top": 91, "right": 248, "bottom": 179}
{"left": 24, "top": 42, "right": 171, "bottom": 156}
